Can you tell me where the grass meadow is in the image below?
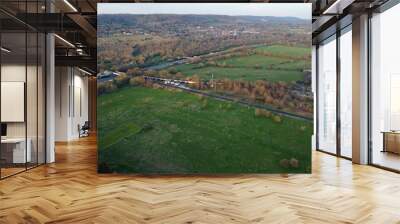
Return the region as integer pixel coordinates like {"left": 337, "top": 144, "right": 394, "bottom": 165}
{"left": 172, "top": 45, "right": 310, "bottom": 82}
{"left": 98, "top": 86, "right": 312, "bottom": 174}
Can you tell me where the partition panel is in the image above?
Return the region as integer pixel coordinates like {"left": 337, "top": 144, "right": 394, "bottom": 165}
{"left": 0, "top": 31, "right": 28, "bottom": 178}
{"left": 0, "top": 1, "right": 47, "bottom": 179}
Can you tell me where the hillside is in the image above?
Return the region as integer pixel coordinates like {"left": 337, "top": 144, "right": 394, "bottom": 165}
{"left": 98, "top": 14, "right": 310, "bottom": 72}
{"left": 98, "top": 14, "right": 309, "bottom": 37}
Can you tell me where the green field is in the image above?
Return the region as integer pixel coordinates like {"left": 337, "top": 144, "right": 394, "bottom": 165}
{"left": 274, "top": 60, "right": 310, "bottom": 70}
{"left": 215, "top": 54, "right": 309, "bottom": 70}
{"left": 174, "top": 64, "right": 304, "bottom": 82}
{"left": 171, "top": 45, "right": 310, "bottom": 82}
{"left": 98, "top": 86, "right": 312, "bottom": 174}
{"left": 219, "top": 54, "right": 290, "bottom": 67}
{"left": 255, "top": 45, "right": 311, "bottom": 58}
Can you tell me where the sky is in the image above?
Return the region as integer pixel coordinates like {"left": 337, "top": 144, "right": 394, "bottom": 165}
{"left": 98, "top": 3, "right": 311, "bottom": 20}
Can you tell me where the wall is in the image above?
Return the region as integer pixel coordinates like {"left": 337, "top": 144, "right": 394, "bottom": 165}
{"left": 1, "top": 64, "right": 43, "bottom": 139}
{"left": 55, "top": 67, "right": 70, "bottom": 141}
{"left": 1, "top": 64, "right": 26, "bottom": 139}
{"left": 1, "top": 62, "right": 46, "bottom": 166}
{"left": 55, "top": 67, "right": 89, "bottom": 141}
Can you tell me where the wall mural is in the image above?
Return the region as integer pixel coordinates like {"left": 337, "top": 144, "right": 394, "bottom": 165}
{"left": 97, "top": 3, "right": 313, "bottom": 174}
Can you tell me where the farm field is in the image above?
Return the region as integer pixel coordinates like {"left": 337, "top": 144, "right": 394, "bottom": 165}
{"left": 174, "top": 65, "right": 304, "bottom": 82}
{"left": 98, "top": 86, "right": 312, "bottom": 174}
{"left": 254, "top": 45, "right": 310, "bottom": 58}
{"left": 172, "top": 45, "right": 310, "bottom": 82}
{"left": 217, "top": 54, "right": 309, "bottom": 70}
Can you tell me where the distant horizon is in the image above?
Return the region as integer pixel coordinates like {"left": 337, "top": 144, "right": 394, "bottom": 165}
{"left": 98, "top": 13, "right": 309, "bottom": 21}
{"left": 98, "top": 3, "right": 311, "bottom": 20}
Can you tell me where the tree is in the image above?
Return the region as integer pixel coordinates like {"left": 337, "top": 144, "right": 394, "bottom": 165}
{"left": 117, "top": 65, "right": 129, "bottom": 73}
{"left": 272, "top": 115, "right": 282, "bottom": 123}
{"left": 144, "top": 70, "right": 157, "bottom": 77}
{"left": 189, "top": 74, "right": 201, "bottom": 89}
{"left": 175, "top": 72, "right": 184, "bottom": 80}
{"left": 250, "top": 89, "right": 257, "bottom": 101}
{"left": 168, "top": 67, "right": 178, "bottom": 74}
{"left": 127, "top": 67, "right": 141, "bottom": 77}
{"left": 103, "top": 82, "right": 117, "bottom": 93}
{"left": 136, "top": 55, "right": 145, "bottom": 64}
{"left": 129, "top": 76, "right": 145, "bottom": 86}
{"left": 114, "top": 73, "right": 129, "bottom": 88}
{"left": 158, "top": 70, "right": 169, "bottom": 78}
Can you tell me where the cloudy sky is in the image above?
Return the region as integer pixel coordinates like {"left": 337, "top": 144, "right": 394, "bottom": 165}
{"left": 98, "top": 3, "right": 311, "bottom": 20}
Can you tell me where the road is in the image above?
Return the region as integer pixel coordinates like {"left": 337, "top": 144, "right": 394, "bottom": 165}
{"left": 146, "top": 59, "right": 187, "bottom": 70}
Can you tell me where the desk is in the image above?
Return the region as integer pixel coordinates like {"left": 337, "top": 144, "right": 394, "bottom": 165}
{"left": 382, "top": 131, "right": 400, "bottom": 154}
{"left": 1, "top": 138, "right": 31, "bottom": 163}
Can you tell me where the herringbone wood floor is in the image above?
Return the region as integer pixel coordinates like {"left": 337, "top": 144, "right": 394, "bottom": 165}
{"left": 1, "top": 136, "right": 400, "bottom": 224}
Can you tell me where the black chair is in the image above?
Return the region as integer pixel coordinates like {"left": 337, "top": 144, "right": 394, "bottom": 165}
{"left": 79, "top": 121, "right": 90, "bottom": 138}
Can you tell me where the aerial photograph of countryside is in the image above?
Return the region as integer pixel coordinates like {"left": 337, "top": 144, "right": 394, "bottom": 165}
{"left": 97, "top": 3, "right": 313, "bottom": 174}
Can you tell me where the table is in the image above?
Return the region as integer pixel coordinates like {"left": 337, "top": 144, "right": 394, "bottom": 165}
{"left": 1, "top": 138, "right": 31, "bottom": 164}
{"left": 381, "top": 131, "right": 400, "bottom": 154}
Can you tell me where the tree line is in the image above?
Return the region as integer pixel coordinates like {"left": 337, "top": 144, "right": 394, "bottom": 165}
{"left": 98, "top": 68, "right": 313, "bottom": 117}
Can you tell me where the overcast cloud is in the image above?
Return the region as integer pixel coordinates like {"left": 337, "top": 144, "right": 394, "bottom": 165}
{"left": 98, "top": 3, "right": 311, "bottom": 20}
